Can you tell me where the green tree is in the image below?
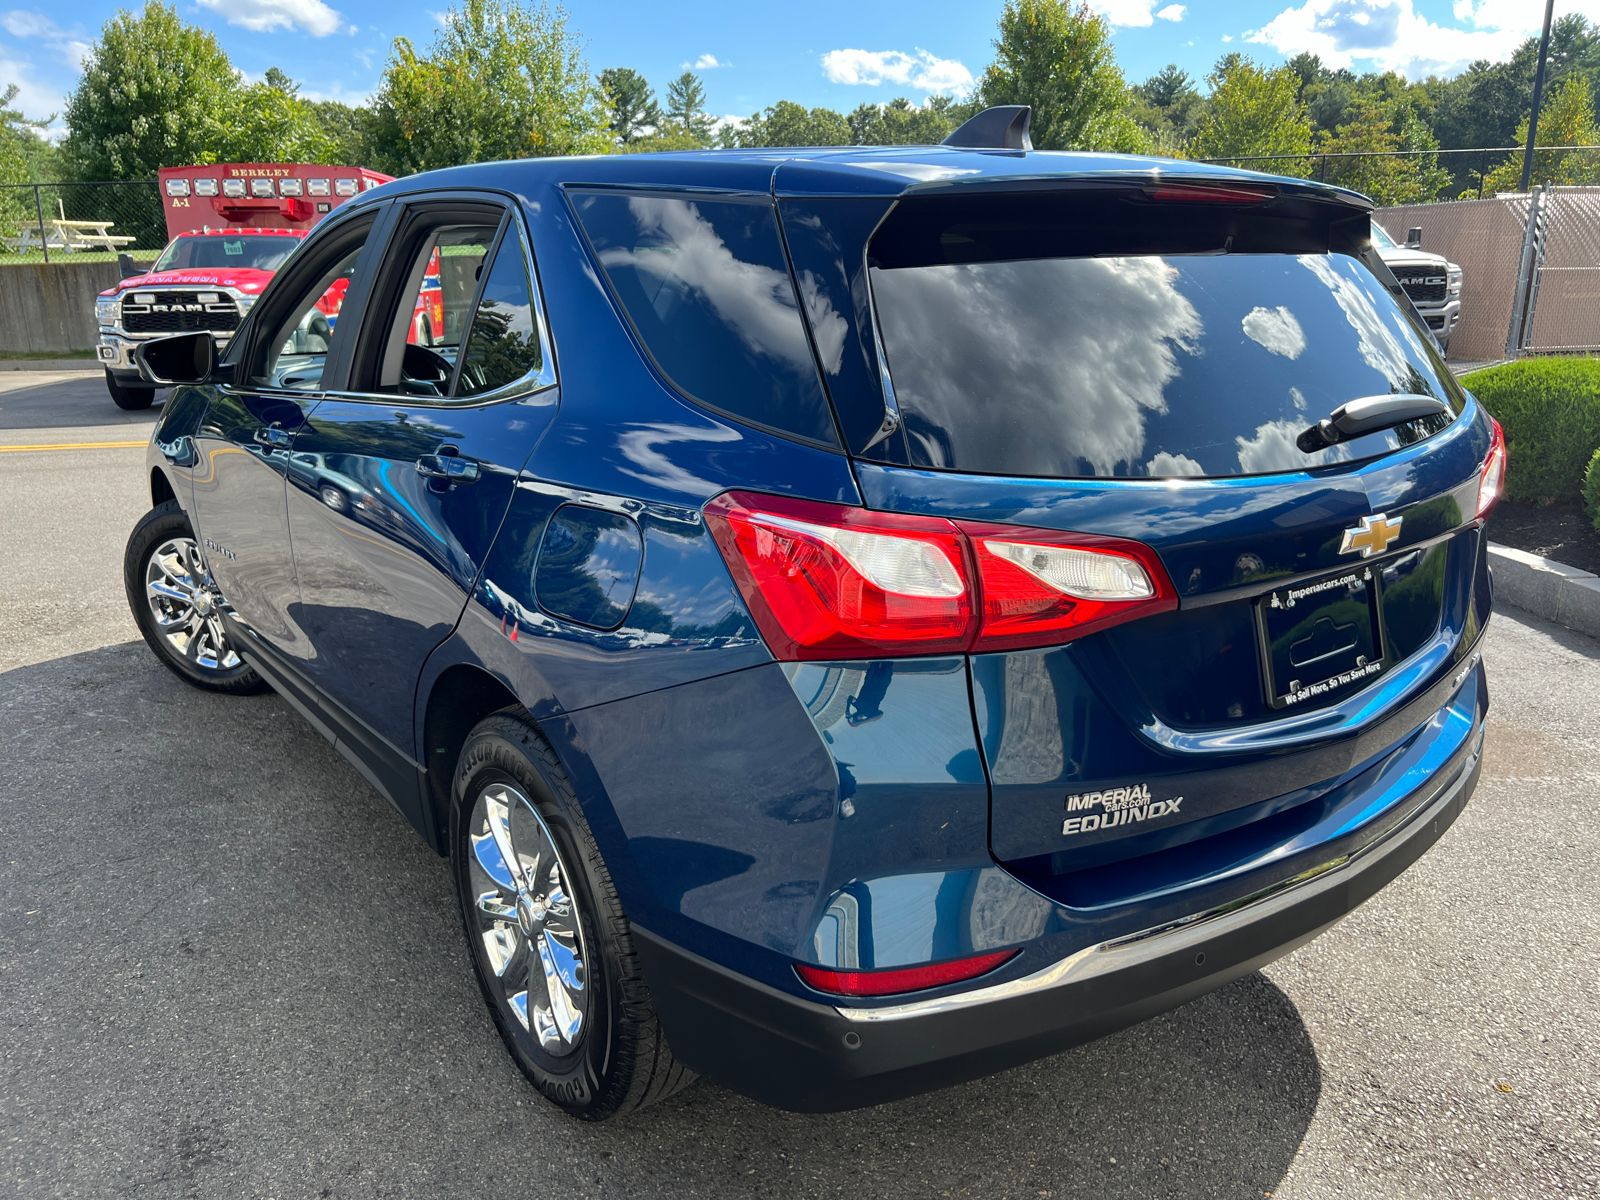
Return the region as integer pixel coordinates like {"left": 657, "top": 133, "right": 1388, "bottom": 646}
{"left": 600, "top": 67, "right": 660, "bottom": 143}
{"left": 310, "top": 100, "right": 372, "bottom": 166}
{"left": 61, "top": 1, "right": 237, "bottom": 180}
{"left": 664, "top": 71, "right": 714, "bottom": 143}
{"left": 1, "top": 83, "right": 58, "bottom": 182}
{"left": 847, "top": 96, "right": 961, "bottom": 145}
{"left": 211, "top": 68, "right": 335, "bottom": 164}
{"left": 977, "top": 0, "right": 1148, "bottom": 152}
{"left": 1483, "top": 73, "right": 1600, "bottom": 193}
{"left": 1318, "top": 101, "right": 1448, "bottom": 205}
{"left": 727, "top": 100, "right": 851, "bottom": 147}
{"left": 366, "top": 0, "right": 611, "bottom": 175}
{"left": 1188, "top": 54, "right": 1313, "bottom": 175}
{"left": 1131, "top": 63, "right": 1201, "bottom": 152}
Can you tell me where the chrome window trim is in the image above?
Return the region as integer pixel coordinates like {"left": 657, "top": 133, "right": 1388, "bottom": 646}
{"left": 328, "top": 200, "right": 558, "bottom": 409}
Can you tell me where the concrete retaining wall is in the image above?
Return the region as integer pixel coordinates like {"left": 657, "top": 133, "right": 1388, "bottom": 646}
{"left": 1488, "top": 543, "right": 1600, "bottom": 640}
{"left": 0, "top": 262, "right": 123, "bottom": 352}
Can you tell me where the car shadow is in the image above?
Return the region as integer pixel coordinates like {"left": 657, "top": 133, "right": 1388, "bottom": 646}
{"left": 0, "top": 370, "right": 169, "bottom": 431}
{"left": 0, "top": 642, "right": 1320, "bottom": 1198}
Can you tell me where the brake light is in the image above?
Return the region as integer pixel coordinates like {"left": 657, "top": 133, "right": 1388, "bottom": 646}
{"left": 964, "top": 523, "right": 1173, "bottom": 653}
{"left": 704, "top": 492, "right": 1177, "bottom": 660}
{"left": 1477, "top": 417, "right": 1506, "bottom": 519}
{"left": 1144, "top": 182, "right": 1278, "bottom": 204}
{"left": 703, "top": 493, "right": 974, "bottom": 659}
{"left": 794, "top": 949, "right": 1019, "bottom": 997}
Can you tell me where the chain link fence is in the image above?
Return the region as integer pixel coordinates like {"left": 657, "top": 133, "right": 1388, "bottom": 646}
{"left": 0, "top": 181, "right": 164, "bottom": 266}
{"left": 1380, "top": 186, "right": 1600, "bottom": 360}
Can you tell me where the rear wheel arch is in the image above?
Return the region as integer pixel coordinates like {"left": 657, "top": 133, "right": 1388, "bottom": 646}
{"left": 421, "top": 663, "right": 523, "bottom": 852}
{"left": 150, "top": 466, "right": 177, "bottom": 510}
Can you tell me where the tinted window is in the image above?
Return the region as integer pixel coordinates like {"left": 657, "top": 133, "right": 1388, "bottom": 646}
{"left": 572, "top": 189, "right": 837, "bottom": 446}
{"left": 372, "top": 224, "right": 497, "bottom": 397}
{"left": 872, "top": 251, "right": 1460, "bottom": 479}
{"left": 456, "top": 224, "right": 543, "bottom": 398}
{"left": 155, "top": 235, "right": 300, "bottom": 272}
{"left": 250, "top": 240, "right": 367, "bottom": 392}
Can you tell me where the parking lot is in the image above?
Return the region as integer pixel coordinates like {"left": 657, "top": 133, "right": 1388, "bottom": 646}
{"left": 1, "top": 370, "right": 1596, "bottom": 1200}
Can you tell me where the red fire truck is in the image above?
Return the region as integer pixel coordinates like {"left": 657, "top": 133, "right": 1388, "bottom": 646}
{"left": 95, "top": 163, "right": 447, "bottom": 410}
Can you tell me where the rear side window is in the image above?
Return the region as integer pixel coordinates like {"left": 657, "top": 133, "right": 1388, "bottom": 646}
{"left": 571, "top": 189, "right": 838, "bottom": 447}
{"left": 869, "top": 193, "right": 1462, "bottom": 479}
{"left": 455, "top": 223, "right": 544, "bottom": 398}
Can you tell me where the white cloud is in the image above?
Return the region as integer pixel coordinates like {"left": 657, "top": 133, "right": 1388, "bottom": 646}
{"left": 1221, "top": 34, "right": 1234, "bottom": 42}
{"left": 1148, "top": 451, "right": 1205, "bottom": 476}
{"left": 2, "top": 11, "right": 91, "bottom": 68}
{"left": 196, "top": 0, "right": 343, "bottom": 36}
{"left": 1087, "top": 1, "right": 1162, "bottom": 27}
{"left": 297, "top": 81, "right": 372, "bottom": 105}
{"left": 820, "top": 48, "right": 973, "bottom": 96}
{"left": 692, "top": 53, "right": 723, "bottom": 69}
{"left": 1453, "top": 1, "right": 1600, "bottom": 36}
{"left": 1245, "top": 0, "right": 1584, "bottom": 78}
{"left": 1242, "top": 305, "right": 1306, "bottom": 359}
{"left": 0, "top": 47, "right": 63, "bottom": 129}
{"left": 1157, "top": 4, "right": 1187, "bottom": 20}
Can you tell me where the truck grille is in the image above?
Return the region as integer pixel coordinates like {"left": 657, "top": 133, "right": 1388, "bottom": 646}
{"left": 121, "top": 292, "right": 240, "bottom": 335}
{"left": 1397, "top": 277, "right": 1447, "bottom": 304}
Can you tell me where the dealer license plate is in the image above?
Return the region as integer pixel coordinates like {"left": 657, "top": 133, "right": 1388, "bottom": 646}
{"left": 1257, "top": 565, "right": 1386, "bottom": 710}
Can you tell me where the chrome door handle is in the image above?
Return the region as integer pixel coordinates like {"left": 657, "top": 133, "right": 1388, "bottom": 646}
{"left": 416, "top": 454, "right": 480, "bottom": 483}
{"left": 253, "top": 426, "right": 291, "bottom": 448}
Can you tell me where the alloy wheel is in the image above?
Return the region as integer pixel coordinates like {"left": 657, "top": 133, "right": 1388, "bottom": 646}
{"left": 144, "top": 537, "right": 242, "bottom": 672}
{"left": 467, "top": 782, "right": 590, "bottom": 1054}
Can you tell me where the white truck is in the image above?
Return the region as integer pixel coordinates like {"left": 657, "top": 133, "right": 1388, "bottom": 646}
{"left": 1373, "top": 222, "right": 1463, "bottom": 354}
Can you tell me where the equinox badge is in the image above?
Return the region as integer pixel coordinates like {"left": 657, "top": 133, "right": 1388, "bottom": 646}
{"left": 1340, "top": 512, "right": 1402, "bottom": 559}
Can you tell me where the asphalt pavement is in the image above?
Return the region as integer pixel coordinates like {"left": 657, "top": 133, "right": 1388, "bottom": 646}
{"left": 1, "top": 373, "right": 1596, "bottom": 1200}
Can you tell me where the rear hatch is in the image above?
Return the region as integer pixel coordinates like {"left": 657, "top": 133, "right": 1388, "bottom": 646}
{"left": 829, "top": 179, "right": 1495, "bottom": 906}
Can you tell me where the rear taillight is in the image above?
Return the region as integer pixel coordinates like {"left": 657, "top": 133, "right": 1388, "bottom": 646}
{"left": 1477, "top": 417, "right": 1506, "bottom": 519}
{"left": 794, "top": 949, "right": 1019, "bottom": 997}
{"left": 704, "top": 492, "right": 1177, "bottom": 660}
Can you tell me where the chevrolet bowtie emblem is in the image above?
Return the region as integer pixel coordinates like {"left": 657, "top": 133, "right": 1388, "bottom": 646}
{"left": 1340, "top": 512, "right": 1402, "bottom": 558}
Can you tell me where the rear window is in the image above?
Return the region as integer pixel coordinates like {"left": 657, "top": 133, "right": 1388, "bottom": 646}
{"left": 869, "top": 196, "right": 1461, "bottom": 479}
{"left": 571, "top": 189, "right": 838, "bottom": 447}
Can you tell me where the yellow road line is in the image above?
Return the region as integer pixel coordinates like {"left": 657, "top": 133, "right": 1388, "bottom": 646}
{"left": 0, "top": 440, "right": 147, "bottom": 453}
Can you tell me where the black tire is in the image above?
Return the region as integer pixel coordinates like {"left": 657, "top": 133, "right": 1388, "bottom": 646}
{"left": 106, "top": 369, "right": 155, "bottom": 411}
{"left": 123, "top": 500, "right": 269, "bottom": 695}
{"left": 452, "top": 712, "right": 694, "bottom": 1120}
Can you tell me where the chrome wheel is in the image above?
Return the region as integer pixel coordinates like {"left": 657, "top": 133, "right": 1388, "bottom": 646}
{"left": 467, "top": 782, "right": 590, "bottom": 1054}
{"left": 144, "top": 537, "right": 241, "bottom": 672}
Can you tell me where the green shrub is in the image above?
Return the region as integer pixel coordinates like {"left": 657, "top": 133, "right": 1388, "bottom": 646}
{"left": 1460, "top": 357, "right": 1600, "bottom": 504}
{"left": 1585, "top": 447, "right": 1600, "bottom": 532}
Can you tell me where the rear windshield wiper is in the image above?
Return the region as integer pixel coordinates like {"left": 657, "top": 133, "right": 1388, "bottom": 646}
{"left": 1297, "top": 394, "right": 1450, "bottom": 454}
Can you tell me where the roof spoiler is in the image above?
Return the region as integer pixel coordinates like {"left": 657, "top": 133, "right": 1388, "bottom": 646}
{"left": 942, "top": 105, "right": 1033, "bottom": 151}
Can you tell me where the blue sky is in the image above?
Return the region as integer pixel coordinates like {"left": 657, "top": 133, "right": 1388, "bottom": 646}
{"left": 1, "top": 0, "right": 1587, "bottom": 136}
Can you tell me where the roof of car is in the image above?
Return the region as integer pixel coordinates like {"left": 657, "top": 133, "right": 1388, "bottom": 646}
{"left": 353, "top": 145, "right": 1371, "bottom": 208}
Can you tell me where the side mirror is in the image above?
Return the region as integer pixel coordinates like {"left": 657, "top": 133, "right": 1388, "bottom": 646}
{"left": 136, "top": 332, "right": 219, "bottom": 386}
{"left": 1405, "top": 226, "right": 1422, "bottom": 249}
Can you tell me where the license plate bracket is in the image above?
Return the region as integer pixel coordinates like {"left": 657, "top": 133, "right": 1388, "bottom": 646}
{"left": 1256, "top": 564, "right": 1387, "bottom": 710}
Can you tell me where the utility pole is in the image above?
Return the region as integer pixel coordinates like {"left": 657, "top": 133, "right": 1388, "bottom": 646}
{"left": 1520, "top": 0, "right": 1557, "bottom": 193}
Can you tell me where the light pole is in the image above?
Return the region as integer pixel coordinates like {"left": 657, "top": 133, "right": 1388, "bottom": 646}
{"left": 1520, "top": 0, "right": 1557, "bottom": 193}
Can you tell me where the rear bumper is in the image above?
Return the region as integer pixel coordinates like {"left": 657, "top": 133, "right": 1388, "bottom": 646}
{"left": 636, "top": 720, "right": 1483, "bottom": 1112}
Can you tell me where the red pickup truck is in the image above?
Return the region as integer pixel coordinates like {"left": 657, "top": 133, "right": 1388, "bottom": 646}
{"left": 95, "top": 163, "right": 439, "bottom": 410}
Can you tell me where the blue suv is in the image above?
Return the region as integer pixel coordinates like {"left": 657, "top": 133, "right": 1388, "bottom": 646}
{"left": 123, "top": 108, "right": 1501, "bottom": 1120}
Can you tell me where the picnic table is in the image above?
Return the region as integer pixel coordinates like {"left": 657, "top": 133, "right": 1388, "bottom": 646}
{"left": 2, "top": 218, "right": 136, "bottom": 254}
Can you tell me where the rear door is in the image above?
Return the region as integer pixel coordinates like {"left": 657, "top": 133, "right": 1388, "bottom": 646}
{"left": 829, "top": 183, "right": 1493, "bottom": 901}
{"left": 191, "top": 208, "right": 382, "bottom": 662}
{"left": 283, "top": 197, "right": 559, "bottom": 755}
